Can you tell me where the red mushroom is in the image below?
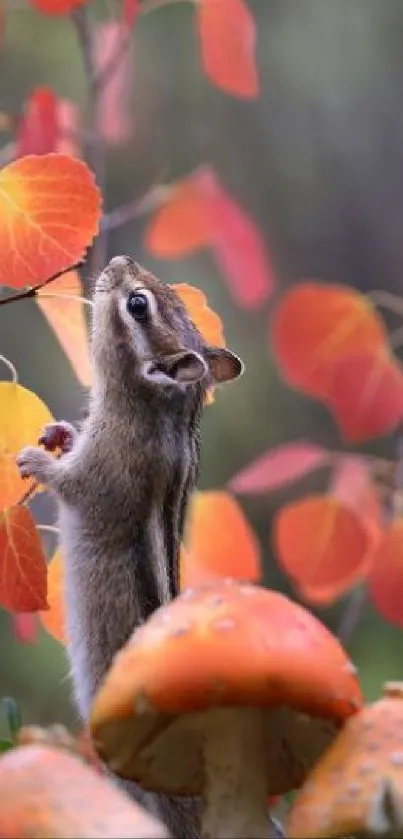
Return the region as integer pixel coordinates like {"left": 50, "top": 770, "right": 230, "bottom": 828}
{"left": 90, "top": 581, "right": 362, "bottom": 839}
{"left": 0, "top": 743, "right": 168, "bottom": 838}
{"left": 285, "top": 681, "right": 403, "bottom": 838}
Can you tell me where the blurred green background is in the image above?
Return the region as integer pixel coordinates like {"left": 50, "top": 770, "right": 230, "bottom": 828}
{"left": 0, "top": 0, "right": 402, "bottom": 738}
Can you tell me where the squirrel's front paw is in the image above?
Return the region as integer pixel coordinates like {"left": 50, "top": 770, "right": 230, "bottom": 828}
{"left": 38, "top": 420, "right": 76, "bottom": 454}
{"left": 16, "top": 446, "right": 55, "bottom": 483}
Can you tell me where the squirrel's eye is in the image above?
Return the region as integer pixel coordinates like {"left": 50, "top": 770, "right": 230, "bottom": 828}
{"left": 127, "top": 291, "right": 150, "bottom": 321}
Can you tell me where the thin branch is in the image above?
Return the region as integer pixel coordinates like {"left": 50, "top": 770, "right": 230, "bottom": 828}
{"left": 367, "top": 289, "right": 403, "bottom": 318}
{"left": 18, "top": 481, "right": 38, "bottom": 507}
{"left": 71, "top": 6, "right": 107, "bottom": 276}
{"left": 101, "top": 182, "right": 173, "bottom": 231}
{"left": 0, "top": 262, "right": 83, "bottom": 308}
{"left": 337, "top": 585, "right": 367, "bottom": 646}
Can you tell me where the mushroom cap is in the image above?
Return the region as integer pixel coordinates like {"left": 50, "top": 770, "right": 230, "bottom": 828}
{"left": 285, "top": 681, "right": 403, "bottom": 838}
{"left": 90, "top": 581, "right": 362, "bottom": 796}
{"left": 0, "top": 743, "right": 168, "bottom": 838}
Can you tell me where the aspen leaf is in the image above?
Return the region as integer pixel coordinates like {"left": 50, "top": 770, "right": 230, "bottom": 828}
{"left": 145, "top": 179, "right": 211, "bottom": 258}
{"left": 172, "top": 283, "right": 226, "bottom": 347}
{"left": 37, "top": 271, "right": 92, "bottom": 387}
{"left": 16, "top": 88, "right": 58, "bottom": 158}
{"left": 197, "top": 0, "right": 259, "bottom": 98}
{"left": 0, "top": 153, "right": 101, "bottom": 289}
{"left": 0, "top": 383, "right": 53, "bottom": 455}
{"left": 327, "top": 351, "right": 403, "bottom": 442}
{"left": 39, "top": 548, "right": 65, "bottom": 644}
{"left": 197, "top": 167, "right": 274, "bottom": 308}
{"left": 368, "top": 519, "right": 403, "bottom": 628}
{"left": 0, "top": 449, "right": 29, "bottom": 509}
{"left": 229, "top": 441, "right": 329, "bottom": 495}
{"left": 0, "top": 506, "right": 48, "bottom": 612}
{"left": 31, "top": 0, "right": 87, "bottom": 13}
{"left": 270, "top": 282, "right": 387, "bottom": 400}
{"left": 274, "top": 494, "right": 374, "bottom": 602}
{"left": 330, "top": 455, "right": 383, "bottom": 546}
{"left": 182, "top": 490, "right": 261, "bottom": 588}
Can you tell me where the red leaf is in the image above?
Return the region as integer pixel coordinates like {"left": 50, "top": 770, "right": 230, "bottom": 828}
{"left": 270, "top": 282, "right": 388, "bottom": 400}
{"left": 12, "top": 613, "right": 38, "bottom": 644}
{"left": 16, "top": 88, "right": 58, "bottom": 158}
{"left": 229, "top": 441, "right": 329, "bottom": 495}
{"left": 274, "top": 494, "right": 373, "bottom": 600}
{"left": 0, "top": 506, "right": 48, "bottom": 612}
{"left": 197, "top": 0, "right": 259, "bottom": 98}
{"left": 330, "top": 455, "right": 383, "bottom": 543}
{"left": 328, "top": 351, "right": 403, "bottom": 442}
{"left": 31, "top": 0, "right": 86, "bottom": 13}
{"left": 197, "top": 168, "right": 274, "bottom": 308}
{"left": 122, "top": 0, "right": 139, "bottom": 28}
{"left": 368, "top": 518, "right": 403, "bottom": 628}
{"left": 94, "top": 21, "right": 134, "bottom": 146}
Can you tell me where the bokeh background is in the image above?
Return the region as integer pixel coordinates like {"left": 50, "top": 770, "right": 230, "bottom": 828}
{"left": 1, "top": 0, "right": 402, "bottom": 738}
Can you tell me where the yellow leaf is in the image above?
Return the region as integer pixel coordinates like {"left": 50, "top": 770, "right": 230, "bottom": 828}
{"left": 0, "top": 383, "right": 53, "bottom": 455}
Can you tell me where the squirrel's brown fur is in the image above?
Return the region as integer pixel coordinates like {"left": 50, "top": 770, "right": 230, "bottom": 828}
{"left": 16, "top": 255, "right": 243, "bottom": 838}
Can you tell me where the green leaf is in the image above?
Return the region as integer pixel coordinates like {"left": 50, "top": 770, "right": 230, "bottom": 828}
{"left": 0, "top": 739, "right": 13, "bottom": 753}
{"left": 1, "top": 696, "right": 22, "bottom": 740}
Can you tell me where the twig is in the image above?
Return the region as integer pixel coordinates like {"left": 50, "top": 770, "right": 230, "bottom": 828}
{"left": 337, "top": 586, "right": 367, "bottom": 646}
{"left": 71, "top": 6, "right": 107, "bottom": 276}
{"left": 0, "top": 262, "right": 83, "bottom": 307}
{"left": 101, "top": 182, "right": 172, "bottom": 231}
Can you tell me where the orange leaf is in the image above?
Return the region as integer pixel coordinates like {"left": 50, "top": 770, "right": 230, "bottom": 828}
{"left": 0, "top": 383, "right": 53, "bottom": 455}
{"left": 37, "top": 270, "right": 93, "bottom": 387}
{"left": 181, "top": 490, "right": 261, "bottom": 588}
{"left": 172, "top": 283, "right": 226, "bottom": 347}
{"left": 145, "top": 179, "right": 211, "bottom": 258}
{"left": 274, "top": 494, "right": 373, "bottom": 601}
{"left": 368, "top": 518, "right": 403, "bottom": 628}
{"left": 0, "top": 153, "right": 101, "bottom": 289}
{"left": 31, "top": 0, "right": 87, "bottom": 13}
{"left": 327, "top": 351, "right": 403, "bottom": 442}
{"left": 39, "top": 548, "right": 65, "bottom": 644}
{"left": 0, "top": 506, "right": 48, "bottom": 612}
{"left": 0, "top": 449, "right": 29, "bottom": 509}
{"left": 197, "top": 0, "right": 259, "bottom": 98}
{"left": 270, "top": 282, "right": 387, "bottom": 400}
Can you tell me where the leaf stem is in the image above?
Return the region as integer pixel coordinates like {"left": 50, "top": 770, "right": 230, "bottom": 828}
{"left": 0, "top": 262, "right": 83, "bottom": 308}
{"left": 0, "top": 354, "right": 18, "bottom": 383}
{"left": 139, "top": 0, "right": 194, "bottom": 17}
{"left": 367, "top": 289, "right": 403, "bottom": 318}
{"left": 38, "top": 293, "right": 93, "bottom": 307}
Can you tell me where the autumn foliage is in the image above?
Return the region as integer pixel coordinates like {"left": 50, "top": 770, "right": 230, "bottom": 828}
{"left": 0, "top": 8, "right": 402, "bottom": 833}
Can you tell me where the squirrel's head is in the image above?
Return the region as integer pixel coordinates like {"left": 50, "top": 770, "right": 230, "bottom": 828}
{"left": 92, "top": 255, "right": 243, "bottom": 396}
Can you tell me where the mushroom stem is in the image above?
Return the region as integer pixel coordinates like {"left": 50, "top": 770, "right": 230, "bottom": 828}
{"left": 201, "top": 707, "right": 270, "bottom": 839}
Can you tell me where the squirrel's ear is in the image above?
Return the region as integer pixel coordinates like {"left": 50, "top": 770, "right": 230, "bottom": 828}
{"left": 204, "top": 346, "right": 244, "bottom": 384}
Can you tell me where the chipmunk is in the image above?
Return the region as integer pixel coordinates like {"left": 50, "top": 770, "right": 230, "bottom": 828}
{"left": 16, "top": 255, "right": 243, "bottom": 839}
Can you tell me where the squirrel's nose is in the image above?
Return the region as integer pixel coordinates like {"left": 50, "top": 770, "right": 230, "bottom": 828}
{"left": 106, "top": 255, "right": 135, "bottom": 279}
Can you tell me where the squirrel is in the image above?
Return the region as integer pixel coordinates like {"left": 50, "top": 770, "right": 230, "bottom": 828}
{"left": 16, "top": 255, "right": 244, "bottom": 839}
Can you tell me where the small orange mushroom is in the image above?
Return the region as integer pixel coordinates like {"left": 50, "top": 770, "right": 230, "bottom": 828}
{"left": 0, "top": 743, "right": 168, "bottom": 838}
{"left": 90, "top": 581, "right": 362, "bottom": 839}
{"left": 285, "top": 681, "right": 403, "bottom": 838}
